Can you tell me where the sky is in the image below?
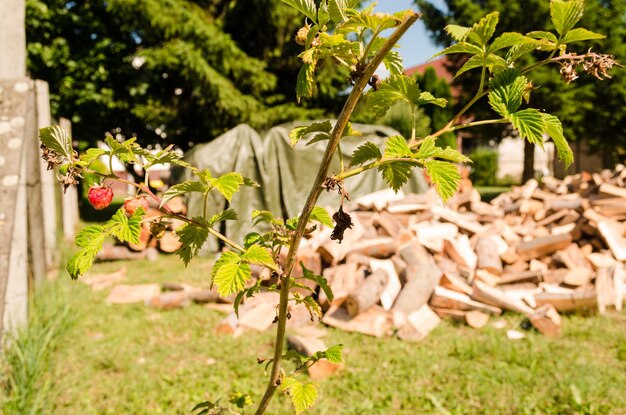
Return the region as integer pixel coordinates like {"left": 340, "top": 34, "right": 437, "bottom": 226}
{"left": 364, "top": 0, "right": 447, "bottom": 69}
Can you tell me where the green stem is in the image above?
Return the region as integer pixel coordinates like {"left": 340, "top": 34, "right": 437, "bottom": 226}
{"left": 253, "top": 12, "right": 420, "bottom": 415}
{"left": 338, "top": 142, "right": 345, "bottom": 174}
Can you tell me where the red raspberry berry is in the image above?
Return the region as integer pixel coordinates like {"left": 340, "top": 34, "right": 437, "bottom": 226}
{"left": 123, "top": 196, "right": 149, "bottom": 216}
{"left": 88, "top": 185, "right": 114, "bottom": 210}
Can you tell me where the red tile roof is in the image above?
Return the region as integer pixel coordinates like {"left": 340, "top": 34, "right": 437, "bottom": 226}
{"left": 405, "top": 57, "right": 453, "bottom": 82}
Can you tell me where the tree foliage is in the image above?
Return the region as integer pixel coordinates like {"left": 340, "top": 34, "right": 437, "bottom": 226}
{"left": 26, "top": 0, "right": 348, "bottom": 148}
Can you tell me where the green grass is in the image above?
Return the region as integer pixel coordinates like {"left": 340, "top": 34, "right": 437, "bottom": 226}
{"left": 9, "top": 257, "right": 626, "bottom": 414}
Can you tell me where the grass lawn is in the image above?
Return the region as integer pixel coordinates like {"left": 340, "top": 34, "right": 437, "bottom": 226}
{"left": 6, "top": 256, "right": 626, "bottom": 415}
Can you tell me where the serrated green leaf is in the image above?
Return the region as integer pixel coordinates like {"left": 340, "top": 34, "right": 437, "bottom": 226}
{"left": 328, "top": 0, "right": 360, "bottom": 22}
{"left": 526, "top": 31, "right": 558, "bottom": 43}
{"left": 432, "top": 42, "right": 483, "bottom": 59}
{"left": 488, "top": 68, "right": 527, "bottom": 117}
{"left": 424, "top": 160, "right": 461, "bottom": 202}
{"left": 417, "top": 92, "right": 447, "bottom": 108}
{"left": 144, "top": 147, "right": 192, "bottom": 169}
{"left": 78, "top": 148, "right": 106, "bottom": 166}
{"left": 241, "top": 244, "right": 276, "bottom": 268}
{"left": 467, "top": 12, "right": 499, "bottom": 46}
{"left": 455, "top": 54, "right": 507, "bottom": 78}
{"left": 323, "top": 344, "right": 343, "bottom": 363}
{"left": 350, "top": 142, "right": 382, "bottom": 166}
{"left": 301, "top": 263, "right": 333, "bottom": 302}
{"left": 107, "top": 208, "right": 143, "bottom": 244}
{"left": 211, "top": 172, "right": 244, "bottom": 202}
{"left": 561, "top": 28, "right": 605, "bottom": 44}
{"left": 341, "top": 122, "right": 362, "bottom": 138}
{"left": 208, "top": 209, "right": 238, "bottom": 226}
{"left": 510, "top": 109, "right": 546, "bottom": 146}
{"left": 445, "top": 24, "right": 470, "bottom": 42}
{"left": 243, "top": 177, "right": 260, "bottom": 188}
{"left": 252, "top": 210, "right": 276, "bottom": 226}
{"left": 384, "top": 135, "right": 412, "bottom": 158}
{"left": 297, "top": 63, "right": 317, "bottom": 101}
{"left": 317, "top": 0, "right": 329, "bottom": 26}
{"left": 67, "top": 226, "right": 108, "bottom": 279}
{"left": 243, "top": 232, "right": 262, "bottom": 249}
{"left": 281, "top": 378, "right": 318, "bottom": 415}
{"left": 489, "top": 32, "right": 537, "bottom": 53}
{"left": 550, "top": 0, "right": 584, "bottom": 36}
{"left": 542, "top": 114, "right": 573, "bottom": 167}
{"left": 302, "top": 295, "right": 322, "bottom": 319}
{"left": 417, "top": 137, "right": 472, "bottom": 163}
{"left": 310, "top": 206, "right": 334, "bottom": 228}
{"left": 289, "top": 121, "right": 333, "bottom": 147}
{"left": 383, "top": 50, "right": 403, "bottom": 76}
{"left": 175, "top": 219, "right": 209, "bottom": 266}
{"left": 211, "top": 251, "right": 252, "bottom": 297}
{"left": 507, "top": 43, "right": 541, "bottom": 63}
{"left": 378, "top": 161, "right": 413, "bottom": 193}
{"left": 367, "top": 75, "right": 420, "bottom": 117}
{"left": 281, "top": 0, "right": 317, "bottom": 22}
{"left": 39, "top": 125, "right": 73, "bottom": 160}
{"left": 161, "top": 180, "right": 207, "bottom": 207}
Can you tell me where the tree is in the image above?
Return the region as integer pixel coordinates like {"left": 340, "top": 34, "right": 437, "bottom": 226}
{"left": 26, "top": 0, "right": 347, "bottom": 149}
{"left": 415, "top": 0, "right": 625, "bottom": 180}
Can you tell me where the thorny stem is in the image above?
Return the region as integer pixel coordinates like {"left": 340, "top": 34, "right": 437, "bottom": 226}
{"left": 253, "top": 12, "right": 420, "bottom": 415}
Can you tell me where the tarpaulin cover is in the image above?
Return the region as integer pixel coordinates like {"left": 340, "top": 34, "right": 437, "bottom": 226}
{"left": 181, "top": 122, "right": 428, "bottom": 252}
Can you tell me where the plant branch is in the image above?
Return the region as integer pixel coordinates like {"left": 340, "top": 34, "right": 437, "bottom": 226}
{"left": 88, "top": 170, "right": 246, "bottom": 253}
{"left": 334, "top": 157, "right": 423, "bottom": 181}
{"left": 253, "top": 11, "right": 420, "bottom": 415}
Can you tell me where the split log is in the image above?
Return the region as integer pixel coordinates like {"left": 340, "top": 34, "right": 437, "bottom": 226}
{"left": 158, "top": 231, "right": 183, "bottom": 253}
{"left": 476, "top": 237, "right": 503, "bottom": 275}
{"left": 369, "top": 259, "right": 401, "bottom": 310}
{"left": 597, "top": 221, "right": 626, "bottom": 261}
{"left": 322, "top": 304, "right": 392, "bottom": 337}
{"left": 345, "top": 269, "right": 388, "bottom": 317}
{"left": 596, "top": 268, "right": 616, "bottom": 314}
{"left": 373, "top": 212, "right": 403, "bottom": 237}
{"left": 148, "top": 291, "right": 190, "bottom": 310}
{"left": 342, "top": 237, "right": 397, "bottom": 259}
{"left": 498, "top": 270, "right": 542, "bottom": 285}
{"left": 82, "top": 268, "right": 126, "bottom": 291}
{"left": 516, "top": 233, "right": 572, "bottom": 261}
{"left": 444, "top": 235, "right": 477, "bottom": 270}
{"left": 106, "top": 283, "right": 161, "bottom": 304}
{"left": 465, "top": 310, "right": 490, "bottom": 329}
{"left": 471, "top": 280, "right": 534, "bottom": 314}
{"left": 430, "top": 286, "right": 502, "bottom": 315}
{"left": 396, "top": 305, "right": 441, "bottom": 342}
{"left": 529, "top": 304, "right": 561, "bottom": 337}
{"left": 534, "top": 290, "right": 597, "bottom": 312}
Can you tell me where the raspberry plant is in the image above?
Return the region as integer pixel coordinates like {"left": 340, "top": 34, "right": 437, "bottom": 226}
{"left": 39, "top": 1, "right": 619, "bottom": 413}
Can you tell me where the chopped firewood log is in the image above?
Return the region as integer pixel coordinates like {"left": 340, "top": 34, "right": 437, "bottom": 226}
{"left": 471, "top": 280, "right": 534, "bottom": 314}
{"left": 322, "top": 304, "right": 392, "bottom": 337}
{"left": 529, "top": 304, "right": 562, "bottom": 337}
{"left": 430, "top": 286, "right": 502, "bottom": 315}
{"left": 106, "top": 284, "right": 161, "bottom": 304}
{"left": 215, "top": 313, "right": 238, "bottom": 334}
{"left": 615, "top": 264, "right": 624, "bottom": 312}
{"left": 411, "top": 222, "right": 458, "bottom": 253}
{"left": 498, "top": 270, "right": 542, "bottom": 285}
{"left": 432, "top": 205, "right": 485, "bottom": 235}
{"left": 535, "top": 290, "right": 597, "bottom": 312}
{"left": 82, "top": 268, "right": 126, "bottom": 291}
{"left": 599, "top": 183, "right": 626, "bottom": 199}
{"left": 444, "top": 235, "right": 477, "bottom": 270}
{"left": 369, "top": 259, "right": 401, "bottom": 310}
{"left": 466, "top": 310, "right": 490, "bottom": 329}
{"left": 516, "top": 233, "right": 572, "bottom": 261}
{"left": 158, "top": 231, "right": 183, "bottom": 253}
{"left": 127, "top": 222, "right": 152, "bottom": 251}
{"left": 166, "top": 195, "right": 187, "bottom": 215}
{"left": 345, "top": 268, "right": 388, "bottom": 317}
{"left": 148, "top": 291, "right": 190, "bottom": 310}
{"left": 189, "top": 290, "right": 221, "bottom": 304}
{"left": 97, "top": 245, "right": 158, "bottom": 261}
{"left": 392, "top": 263, "right": 441, "bottom": 327}
{"left": 597, "top": 221, "right": 626, "bottom": 261}
{"left": 342, "top": 237, "right": 397, "bottom": 259}
{"left": 563, "top": 268, "right": 594, "bottom": 287}
{"left": 396, "top": 305, "right": 441, "bottom": 342}
{"left": 474, "top": 269, "right": 501, "bottom": 286}
{"left": 287, "top": 335, "right": 343, "bottom": 380}
{"left": 373, "top": 212, "right": 403, "bottom": 237}
{"left": 596, "top": 267, "right": 616, "bottom": 314}
{"left": 586, "top": 252, "right": 616, "bottom": 269}
{"left": 476, "top": 236, "right": 503, "bottom": 275}
{"left": 238, "top": 302, "right": 276, "bottom": 333}
{"left": 355, "top": 189, "right": 405, "bottom": 211}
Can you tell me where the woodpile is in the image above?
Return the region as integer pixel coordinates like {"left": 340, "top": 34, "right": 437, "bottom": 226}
{"left": 270, "top": 167, "right": 626, "bottom": 342}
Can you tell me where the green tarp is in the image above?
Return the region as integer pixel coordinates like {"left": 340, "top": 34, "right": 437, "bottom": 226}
{"left": 182, "top": 122, "right": 428, "bottom": 252}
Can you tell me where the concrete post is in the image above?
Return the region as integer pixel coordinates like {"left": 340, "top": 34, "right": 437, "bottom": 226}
{"left": 0, "top": 0, "right": 26, "bottom": 79}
